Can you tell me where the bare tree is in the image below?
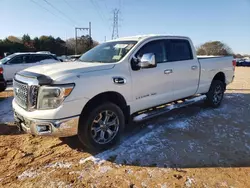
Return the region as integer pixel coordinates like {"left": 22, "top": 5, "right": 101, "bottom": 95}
{"left": 65, "top": 35, "right": 99, "bottom": 55}
{"left": 197, "top": 41, "right": 233, "bottom": 56}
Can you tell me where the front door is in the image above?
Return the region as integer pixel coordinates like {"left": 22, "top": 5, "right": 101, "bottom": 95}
{"left": 130, "top": 39, "right": 175, "bottom": 113}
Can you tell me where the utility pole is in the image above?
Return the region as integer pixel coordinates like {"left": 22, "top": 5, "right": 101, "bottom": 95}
{"left": 111, "top": 9, "right": 119, "bottom": 40}
{"left": 75, "top": 22, "right": 92, "bottom": 55}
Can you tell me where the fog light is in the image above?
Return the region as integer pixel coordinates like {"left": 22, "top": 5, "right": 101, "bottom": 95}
{"left": 37, "top": 125, "right": 51, "bottom": 133}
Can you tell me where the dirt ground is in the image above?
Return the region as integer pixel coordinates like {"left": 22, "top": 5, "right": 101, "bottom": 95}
{"left": 0, "top": 67, "right": 250, "bottom": 188}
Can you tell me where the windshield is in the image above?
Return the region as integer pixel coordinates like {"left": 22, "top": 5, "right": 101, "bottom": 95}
{"left": 0, "top": 54, "right": 16, "bottom": 64}
{"left": 79, "top": 41, "right": 137, "bottom": 63}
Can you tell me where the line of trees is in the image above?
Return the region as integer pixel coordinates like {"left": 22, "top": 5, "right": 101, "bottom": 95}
{"left": 0, "top": 34, "right": 99, "bottom": 57}
{"left": 196, "top": 41, "right": 249, "bottom": 58}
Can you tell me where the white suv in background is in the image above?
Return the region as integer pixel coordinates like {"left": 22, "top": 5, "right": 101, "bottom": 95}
{"left": 0, "top": 52, "right": 60, "bottom": 82}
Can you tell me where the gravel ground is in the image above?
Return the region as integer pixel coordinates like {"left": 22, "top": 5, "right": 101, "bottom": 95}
{"left": 0, "top": 67, "right": 249, "bottom": 188}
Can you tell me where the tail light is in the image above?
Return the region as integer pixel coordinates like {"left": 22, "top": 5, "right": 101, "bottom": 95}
{"left": 0, "top": 67, "right": 3, "bottom": 74}
{"left": 232, "top": 60, "right": 236, "bottom": 70}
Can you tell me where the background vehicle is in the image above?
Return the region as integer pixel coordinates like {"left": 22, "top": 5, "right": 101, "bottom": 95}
{"left": 0, "top": 52, "right": 60, "bottom": 81}
{"left": 0, "top": 67, "right": 7, "bottom": 92}
{"left": 242, "top": 59, "right": 250, "bottom": 66}
{"left": 12, "top": 35, "right": 235, "bottom": 151}
{"left": 68, "top": 54, "right": 81, "bottom": 61}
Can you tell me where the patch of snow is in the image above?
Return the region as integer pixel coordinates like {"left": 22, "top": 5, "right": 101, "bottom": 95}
{"left": 168, "top": 121, "right": 190, "bottom": 130}
{"left": 133, "top": 113, "right": 148, "bottom": 121}
{"left": 44, "top": 162, "right": 72, "bottom": 169}
{"left": 79, "top": 125, "right": 165, "bottom": 165}
{"left": 188, "top": 142, "right": 196, "bottom": 150}
{"left": 79, "top": 156, "right": 104, "bottom": 165}
{"left": 160, "top": 183, "right": 168, "bottom": 188}
{"left": 165, "top": 104, "right": 175, "bottom": 110}
{"left": 147, "top": 125, "right": 154, "bottom": 129}
{"left": 0, "top": 97, "right": 14, "bottom": 123}
{"left": 5, "top": 86, "right": 13, "bottom": 91}
{"left": 187, "top": 95, "right": 206, "bottom": 102}
{"left": 245, "top": 143, "right": 250, "bottom": 150}
{"left": 125, "top": 169, "right": 133, "bottom": 174}
{"left": 18, "top": 168, "right": 41, "bottom": 180}
{"left": 99, "top": 166, "right": 112, "bottom": 173}
{"left": 141, "top": 182, "right": 147, "bottom": 187}
{"left": 185, "top": 177, "right": 195, "bottom": 187}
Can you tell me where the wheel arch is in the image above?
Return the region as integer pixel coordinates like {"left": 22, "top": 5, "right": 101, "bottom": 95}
{"left": 81, "top": 91, "right": 130, "bottom": 124}
{"left": 212, "top": 72, "right": 226, "bottom": 90}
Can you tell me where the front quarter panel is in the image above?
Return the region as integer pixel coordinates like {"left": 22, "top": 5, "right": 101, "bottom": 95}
{"left": 64, "top": 63, "right": 132, "bottom": 106}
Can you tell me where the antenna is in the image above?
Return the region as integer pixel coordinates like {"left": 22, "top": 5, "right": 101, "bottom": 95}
{"left": 111, "top": 9, "right": 119, "bottom": 40}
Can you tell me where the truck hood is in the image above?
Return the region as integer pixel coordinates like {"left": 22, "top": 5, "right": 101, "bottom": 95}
{"left": 23, "top": 61, "right": 115, "bottom": 80}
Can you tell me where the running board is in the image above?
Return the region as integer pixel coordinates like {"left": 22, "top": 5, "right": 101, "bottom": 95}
{"left": 133, "top": 95, "right": 207, "bottom": 122}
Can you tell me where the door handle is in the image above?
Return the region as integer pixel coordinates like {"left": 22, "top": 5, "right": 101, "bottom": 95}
{"left": 164, "top": 69, "right": 173, "bottom": 74}
{"left": 191, "top": 65, "right": 198, "bottom": 70}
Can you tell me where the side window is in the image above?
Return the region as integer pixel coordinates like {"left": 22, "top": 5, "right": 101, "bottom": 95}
{"left": 39, "top": 55, "right": 47, "bottom": 61}
{"left": 166, "top": 39, "right": 193, "bottom": 62}
{"left": 135, "top": 40, "right": 166, "bottom": 63}
{"left": 28, "top": 55, "right": 41, "bottom": 63}
{"left": 49, "top": 55, "right": 57, "bottom": 60}
{"left": 8, "top": 55, "right": 24, "bottom": 64}
{"left": 43, "top": 55, "right": 55, "bottom": 60}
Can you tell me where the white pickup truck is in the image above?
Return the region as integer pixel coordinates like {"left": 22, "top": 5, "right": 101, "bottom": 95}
{"left": 12, "top": 35, "right": 235, "bottom": 150}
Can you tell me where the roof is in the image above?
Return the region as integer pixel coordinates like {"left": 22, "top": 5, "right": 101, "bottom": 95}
{"left": 13, "top": 52, "right": 54, "bottom": 55}
{"left": 108, "top": 34, "right": 190, "bottom": 42}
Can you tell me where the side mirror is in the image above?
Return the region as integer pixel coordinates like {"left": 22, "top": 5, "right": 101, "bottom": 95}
{"left": 138, "top": 53, "right": 156, "bottom": 68}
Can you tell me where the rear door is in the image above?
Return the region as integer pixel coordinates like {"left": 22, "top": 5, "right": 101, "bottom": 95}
{"left": 25, "top": 54, "right": 43, "bottom": 67}
{"left": 165, "top": 39, "right": 199, "bottom": 100}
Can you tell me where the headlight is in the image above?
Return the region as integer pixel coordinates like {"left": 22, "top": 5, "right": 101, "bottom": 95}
{"left": 37, "top": 84, "right": 74, "bottom": 110}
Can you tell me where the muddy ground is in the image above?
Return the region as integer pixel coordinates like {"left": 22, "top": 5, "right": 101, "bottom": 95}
{"left": 0, "top": 67, "right": 249, "bottom": 188}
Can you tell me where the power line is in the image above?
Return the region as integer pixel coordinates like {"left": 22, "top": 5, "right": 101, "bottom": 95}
{"left": 30, "top": 0, "right": 74, "bottom": 26}
{"left": 63, "top": 0, "right": 78, "bottom": 12}
{"left": 89, "top": 0, "right": 108, "bottom": 25}
{"left": 43, "top": 0, "right": 78, "bottom": 26}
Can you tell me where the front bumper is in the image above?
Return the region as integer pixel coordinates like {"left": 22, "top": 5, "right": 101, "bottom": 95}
{"left": 14, "top": 111, "right": 79, "bottom": 137}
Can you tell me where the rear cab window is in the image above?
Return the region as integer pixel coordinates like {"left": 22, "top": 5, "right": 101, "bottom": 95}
{"left": 165, "top": 39, "right": 193, "bottom": 62}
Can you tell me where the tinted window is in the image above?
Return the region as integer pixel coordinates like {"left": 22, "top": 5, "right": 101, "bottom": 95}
{"left": 43, "top": 55, "right": 54, "bottom": 60}
{"left": 166, "top": 39, "right": 193, "bottom": 61}
{"left": 8, "top": 55, "right": 25, "bottom": 64}
{"left": 29, "top": 55, "right": 53, "bottom": 63}
{"left": 135, "top": 40, "right": 166, "bottom": 63}
{"left": 27, "top": 55, "right": 40, "bottom": 63}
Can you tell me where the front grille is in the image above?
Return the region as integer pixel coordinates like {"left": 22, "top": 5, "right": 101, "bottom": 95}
{"left": 13, "top": 79, "right": 39, "bottom": 110}
{"left": 13, "top": 79, "right": 29, "bottom": 109}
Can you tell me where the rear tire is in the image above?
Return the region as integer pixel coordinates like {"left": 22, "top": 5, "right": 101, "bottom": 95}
{"left": 205, "top": 80, "right": 225, "bottom": 108}
{"left": 78, "top": 102, "right": 125, "bottom": 151}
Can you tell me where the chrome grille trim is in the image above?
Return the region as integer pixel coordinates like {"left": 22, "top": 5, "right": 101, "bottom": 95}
{"left": 13, "top": 79, "right": 39, "bottom": 111}
{"left": 13, "top": 79, "right": 29, "bottom": 109}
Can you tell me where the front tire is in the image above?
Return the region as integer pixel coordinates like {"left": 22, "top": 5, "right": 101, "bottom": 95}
{"left": 206, "top": 80, "right": 225, "bottom": 108}
{"left": 78, "top": 102, "right": 125, "bottom": 151}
